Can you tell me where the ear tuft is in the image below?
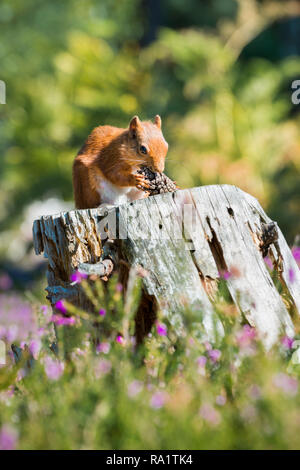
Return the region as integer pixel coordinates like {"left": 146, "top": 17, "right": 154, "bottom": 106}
{"left": 129, "top": 115, "right": 141, "bottom": 131}
{"left": 154, "top": 115, "right": 161, "bottom": 129}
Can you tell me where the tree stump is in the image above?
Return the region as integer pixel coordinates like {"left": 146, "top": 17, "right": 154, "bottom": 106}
{"left": 32, "top": 185, "right": 300, "bottom": 349}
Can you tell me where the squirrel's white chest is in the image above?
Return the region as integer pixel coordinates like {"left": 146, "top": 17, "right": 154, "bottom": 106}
{"left": 96, "top": 176, "right": 145, "bottom": 206}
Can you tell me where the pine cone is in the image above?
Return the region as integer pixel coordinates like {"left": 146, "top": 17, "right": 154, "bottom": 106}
{"left": 136, "top": 166, "right": 178, "bottom": 195}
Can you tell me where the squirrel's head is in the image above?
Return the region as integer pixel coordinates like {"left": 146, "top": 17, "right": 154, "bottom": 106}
{"left": 128, "top": 115, "right": 168, "bottom": 173}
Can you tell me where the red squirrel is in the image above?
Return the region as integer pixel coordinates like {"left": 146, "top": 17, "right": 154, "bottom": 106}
{"left": 72, "top": 115, "right": 168, "bottom": 209}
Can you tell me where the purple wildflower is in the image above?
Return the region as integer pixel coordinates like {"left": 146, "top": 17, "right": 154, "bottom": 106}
{"left": 70, "top": 271, "right": 88, "bottom": 284}
{"left": 0, "top": 425, "right": 18, "bottom": 450}
{"left": 55, "top": 299, "right": 67, "bottom": 314}
{"left": 288, "top": 268, "right": 295, "bottom": 284}
{"left": 264, "top": 256, "right": 273, "bottom": 270}
{"left": 292, "top": 246, "right": 300, "bottom": 265}
{"left": 44, "top": 357, "right": 64, "bottom": 381}
{"left": 96, "top": 342, "right": 110, "bottom": 354}
{"left": 216, "top": 395, "right": 226, "bottom": 406}
{"left": 40, "top": 305, "right": 49, "bottom": 315}
{"left": 208, "top": 349, "right": 221, "bottom": 363}
{"left": 5, "top": 326, "right": 18, "bottom": 342}
{"left": 37, "top": 327, "right": 45, "bottom": 337}
{"left": 221, "top": 270, "right": 232, "bottom": 280}
{"left": 150, "top": 391, "right": 168, "bottom": 409}
{"left": 241, "top": 404, "right": 257, "bottom": 423}
{"left": 0, "top": 294, "right": 37, "bottom": 342}
{"left": 116, "top": 283, "right": 123, "bottom": 292}
{"left": 199, "top": 403, "right": 221, "bottom": 426}
{"left": 196, "top": 356, "right": 207, "bottom": 368}
{"left": 236, "top": 325, "right": 256, "bottom": 348}
{"left": 50, "top": 315, "right": 75, "bottom": 326}
{"left": 29, "top": 339, "right": 41, "bottom": 359}
{"left": 282, "top": 335, "right": 294, "bottom": 350}
{"left": 17, "top": 368, "right": 25, "bottom": 381}
{"left": 116, "top": 335, "right": 124, "bottom": 345}
{"left": 94, "top": 359, "right": 112, "bottom": 378}
{"left": 156, "top": 323, "right": 167, "bottom": 336}
{"left": 99, "top": 308, "right": 106, "bottom": 316}
{"left": 248, "top": 384, "right": 262, "bottom": 400}
{"left": 0, "top": 273, "right": 13, "bottom": 290}
{"left": 273, "top": 373, "right": 298, "bottom": 396}
{"left": 127, "top": 380, "right": 143, "bottom": 398}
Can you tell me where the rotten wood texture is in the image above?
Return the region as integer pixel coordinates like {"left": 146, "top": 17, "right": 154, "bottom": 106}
{"left": 32, "top": 208, "right": 105, "bottom": 309}
{"left": 33, "top": 185, "right": 300, "bottom": 348}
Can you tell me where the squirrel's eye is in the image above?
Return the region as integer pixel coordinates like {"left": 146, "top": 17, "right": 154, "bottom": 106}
{"left": 140, "top": 145, "right": 147, "bottom": 155}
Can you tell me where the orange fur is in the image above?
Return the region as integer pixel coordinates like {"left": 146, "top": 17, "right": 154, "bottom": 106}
{"left": 72, "top": 115, "right": 168, "bottom": 209}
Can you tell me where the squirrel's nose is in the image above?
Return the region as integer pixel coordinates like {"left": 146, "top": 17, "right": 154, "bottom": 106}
{"left": 153, "top": 162, "right": 165, "bottom": 173}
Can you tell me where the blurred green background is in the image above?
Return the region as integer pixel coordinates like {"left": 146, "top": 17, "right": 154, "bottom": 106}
{"left": 0, "top": 0, "right": 300, "bottom": 288}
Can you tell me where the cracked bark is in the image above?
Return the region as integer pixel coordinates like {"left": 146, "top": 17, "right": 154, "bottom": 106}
{"left": 33, "top": 185, "right": 300, "bottom": 348}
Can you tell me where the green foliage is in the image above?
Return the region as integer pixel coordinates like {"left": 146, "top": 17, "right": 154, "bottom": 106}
{"left": 0, "top": 0, "right": 299, "bottom": 246}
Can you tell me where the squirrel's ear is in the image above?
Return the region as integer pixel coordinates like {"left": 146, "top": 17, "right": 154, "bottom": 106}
{"left": 154, "top": 115, "right": 161, "bottom": 129}
{"left": 129, "top": 115, "right": 141, "bottom": 132}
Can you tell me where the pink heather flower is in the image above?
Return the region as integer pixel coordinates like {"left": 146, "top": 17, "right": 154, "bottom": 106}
{"left": 282, "top": 335, "right": 294, "bottom": 350}
{"left": 204, "top": 341, "right": 212, "bottom": 351}
{"left": 116, "top": 335, "right": 124, "bottom": 345}
{"left": 50, "top": 315, "right": 75, "bottom": 326}
{"left": 94, "top": 359, "right": 112, "bottom": 378}
{"left": 44, "top": 357, "right": 64, "bottom": 381}
{"left": 236, "top": 325, "right": 256, "bottom": 348}
{"left": 216, "top": 395, "right": 226, "bottom": 406}
{"left": 264, "top": 256, "right": 273, "bottom": 270}
{"left": 221, "top": 270, "right": 232, "bottom": 280}
{"left": 40, "top": 305, "right": 49, "bottom": 315}
{"left": 29, "top": 339, "right": 41, "bottom": 359}
{"left": 37, "top": 327, "right": 45, "bottom": 337}
{"left": 288, "top": 268, "right": 295, "bottom": 284}
{"left": 0, "top": 294, "right": 37, "bottom": 343}
{"left": 0, "top": 273, "right": 13, "bottom": 290}
{"left": 70, "top": 270, "right": 88, "bottom": 284}
{"left": 75, "top": 348, "right": 85, "bottom": 356}
{"left": 0, "top": 424, "right": 18, "bottom": 450}
{"left": 6, "top": 325, "right": 18, "bottom": 342}
{"left": 248, "top": 384, "right": 262, "bottom": 400}
{"left": 99, "top": 308, "right": 106, "bottom": 316}
{"left": 17, "top": 368, "right": 26, "bottom": 381}
{"left": 292, "top": 246, "right": 300, "bottom": 265}
{"left": 127, "top": 380, "right": 143, "bottom": 398}
{"left": 273, "top": 373, "right": 298, "bottom": 396}
{"left": 55, "top": 299, "right": 67, "bottom": 314}
{"left": 150, "top": 391, "right": 168, "bottom": 409}
{"left": 156, "top": 323, "right": 167, "bottom": 336}
{"left": 208, "top": 349, "right": 221, "bottom": 363}
{"left": 196, "top": 356, "right": 207, "bottom": 368}
{"left": 96, "top": 342, "right": 110, "bottom": 354}
{"left": 241, "top": 404, "right": 257, "bottom": 423}
{"left": 116, "top": 283, "right": 123, "bottom": 292}
{"left": 199, "top": 403, "right": 221, "bottom": 426}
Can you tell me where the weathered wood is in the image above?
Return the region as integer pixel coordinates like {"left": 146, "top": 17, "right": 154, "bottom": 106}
{"left": 33, "top": 185, "right": 300, "bottom": 348}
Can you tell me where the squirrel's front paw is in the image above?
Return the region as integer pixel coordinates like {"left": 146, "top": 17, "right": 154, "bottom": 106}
{"left": 133, "top": 173, "right": 150, "bottom": 190}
